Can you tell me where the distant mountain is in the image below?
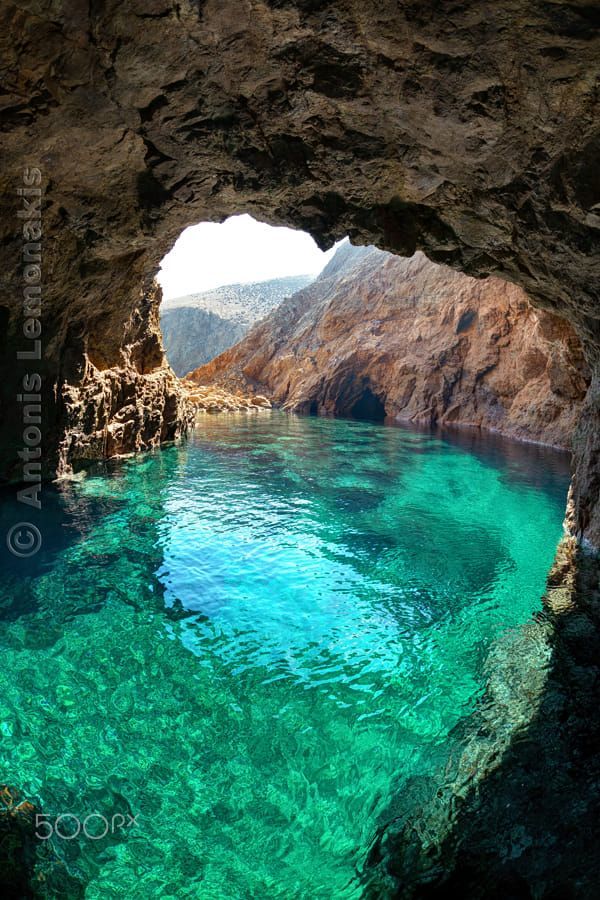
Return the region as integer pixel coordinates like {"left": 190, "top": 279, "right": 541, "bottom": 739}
{"left": 160, "top": 274, "right": 313, "bottom": 376}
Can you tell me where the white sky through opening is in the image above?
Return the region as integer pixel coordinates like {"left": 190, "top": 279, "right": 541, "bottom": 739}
{"left": 158, "top": 214, "right": 339, "bottom": 300}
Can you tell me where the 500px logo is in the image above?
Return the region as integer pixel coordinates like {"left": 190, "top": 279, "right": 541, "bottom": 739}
{"left": 35, "top": 812, "right": 139, "bottom": 841}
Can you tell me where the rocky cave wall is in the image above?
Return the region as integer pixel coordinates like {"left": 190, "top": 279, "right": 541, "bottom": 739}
{"left": 1, "top": 0, "right": 599, "bottom": 541}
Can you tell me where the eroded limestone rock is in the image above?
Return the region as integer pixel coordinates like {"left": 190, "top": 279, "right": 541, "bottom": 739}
{"left": 182, "top": 380, "right": 272, "bottom": 412}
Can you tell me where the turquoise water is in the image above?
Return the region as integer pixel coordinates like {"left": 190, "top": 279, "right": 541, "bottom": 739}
{"left": 0, "top": 414, "right": 569, "bottom": 898}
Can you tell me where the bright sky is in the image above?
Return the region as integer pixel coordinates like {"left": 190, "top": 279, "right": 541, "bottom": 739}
{"left": 158, "top": 214, "right": 338, "bottom": 299}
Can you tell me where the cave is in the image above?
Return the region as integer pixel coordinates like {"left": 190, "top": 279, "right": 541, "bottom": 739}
{"left": 349, "top": 386, "right": 386, "bottom": 422}
{"left": 3, "top": 0, "right": 600, "bottom": 896}
{"left": 2, "top": 1, "right": 597, "bottom": 544}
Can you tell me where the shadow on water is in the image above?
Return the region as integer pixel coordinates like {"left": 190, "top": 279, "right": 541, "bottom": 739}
{"left": 1, "top": 447, "right": 185, "bottom": 549}
{"left": 392, "top": 419, "right": 573, "bottom": 494}
{"left": 365, "top": 538, "right": 600, "bottom": 900}
{"left": 0, "top": 448, "right": 191, "bottom": 635}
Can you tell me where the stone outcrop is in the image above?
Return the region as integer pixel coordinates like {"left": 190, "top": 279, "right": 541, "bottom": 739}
{"left": 364, "top": 535, "right": 600, "bottom": 899}
{"left": 54, "top": 281, "right": 194, "bottom": 477}
{"left": 2, "top": 0, "right": 600, "bottom": 539}
{"left": 0, "top": 785, "right": 84, "bottom": 898}
{"left": 182, "top": 379, "right": 272, "bottom": 412}
{"left": 189, "top": 243, "right": 589, "bottom": 449}
{"left": 160, "top": 274, "right": 312, "bottom": 375}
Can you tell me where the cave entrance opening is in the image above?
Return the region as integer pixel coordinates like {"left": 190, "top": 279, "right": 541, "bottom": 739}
{"left": 156, "top": 213, "right": 337, "bottom": 379}
{"left": 349, "top": 386, "right": 386, "bottom": 422}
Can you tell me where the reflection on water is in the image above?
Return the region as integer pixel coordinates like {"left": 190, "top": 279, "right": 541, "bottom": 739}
{"left": 0, "top": 413, "right": 569, "bottom": 897}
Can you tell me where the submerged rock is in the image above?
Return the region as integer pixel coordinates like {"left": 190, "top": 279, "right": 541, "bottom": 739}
{"left": 364, "top": 539, "right": 600, "bottom": 900}
{"left": 0, "top": 785, "right": 38, "bottom": 898}
{"left": 0, "top": 785, "right": 84, "bottom": 898}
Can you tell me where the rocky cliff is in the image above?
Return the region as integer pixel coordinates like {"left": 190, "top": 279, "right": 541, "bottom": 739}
{"left": 160, "top": 274, "right": 312, "bottom": 375}
{"left": 55, "top": 279, "right": 194, "bottom": 474}
{"left": 190, "top": 243, "right": 589, "bottom": 449}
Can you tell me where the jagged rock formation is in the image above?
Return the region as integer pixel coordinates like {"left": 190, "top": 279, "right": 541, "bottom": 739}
{"left": 190, "top": 243, "right": 589, "bottom": 449}
{"left": 182, "top": 380, "right": 272, "bottom": 412}
{"left": 160, "top": 274, "right": 312, "bottom": 375}
{"left": 2, "top": 0, "right": 599, "bottom": 541}
{"left": 54, "top": 280, "right": 194, "bottom": 477}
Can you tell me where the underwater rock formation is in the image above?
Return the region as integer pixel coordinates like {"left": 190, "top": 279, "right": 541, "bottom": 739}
{"left": 363, "top": 535, "right": 600, "bottom": 900}
{"left": 189, "top": 243, "right": 589, "bottom": 449}
{"left": 0, "top": 785, "right": 39, "bottom": 899}
{"left": 0, "top": 785, "right": 84, "bottom": 898}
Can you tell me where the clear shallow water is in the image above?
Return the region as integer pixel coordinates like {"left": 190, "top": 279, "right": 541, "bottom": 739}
{"left": 0, "top": 414, "right": 570, "bottom": 898}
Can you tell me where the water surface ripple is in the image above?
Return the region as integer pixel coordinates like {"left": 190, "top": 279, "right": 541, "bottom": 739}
{"left": 0, "top": 413, "right": 569, "bottom": 897}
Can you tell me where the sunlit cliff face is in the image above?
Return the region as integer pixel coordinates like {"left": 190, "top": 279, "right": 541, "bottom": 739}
{"left": 1, "top": 1, "right": 599, "bottom": 542}
{"left": 187, "top": 245, "right": 589, "bottom": 448}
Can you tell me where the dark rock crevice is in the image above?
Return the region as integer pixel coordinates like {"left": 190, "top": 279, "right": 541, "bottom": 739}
{"left": 349, "top": 385, "right": 387, "bottom": 422}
